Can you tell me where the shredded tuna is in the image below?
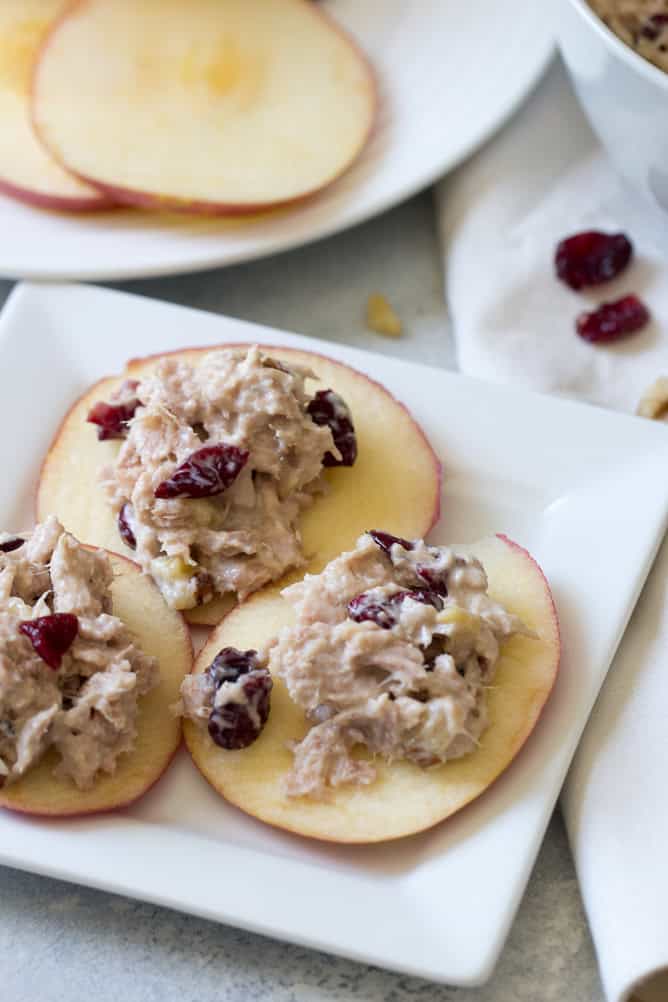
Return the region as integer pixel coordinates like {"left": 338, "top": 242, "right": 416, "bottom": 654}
{"left": 267, "top": 533, "right": 527, "bottom": 799}
{"left": 0, "top": 517, "right": 158, "bottom": 790}
{"left": 101, "top": 347, "right": 342, "bottom": 610}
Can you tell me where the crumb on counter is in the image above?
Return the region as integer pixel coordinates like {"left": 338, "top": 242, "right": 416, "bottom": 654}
{"left": 637, "top": 376, "right": 668, "bottom": 420}
{"left": 365, "top": 293, "right": 402, "bottom": 338}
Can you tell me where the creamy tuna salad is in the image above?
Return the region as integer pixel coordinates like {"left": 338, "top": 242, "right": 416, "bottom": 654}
{"left": 0, "top": 517, "right": 158, "bottom": 790}
{"left": 180, "top": 530, "right": 527, "bottom": 800}
{"left": 588, "top": 1, "right": 668, "bottom": 71}
{"left": 88, "top": 347, "right": 356, "bottom": 611}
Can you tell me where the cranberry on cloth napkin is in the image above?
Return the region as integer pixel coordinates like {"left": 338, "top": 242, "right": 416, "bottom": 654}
{"left": 437, "top": 58, "right": 668, "bottom": 1002}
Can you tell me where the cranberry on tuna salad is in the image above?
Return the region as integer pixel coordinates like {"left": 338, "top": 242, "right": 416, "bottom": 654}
{"left": 91, "top": 347, "right": 358, "bottom": 611}
{"left": 87, "top": 380, "right": 140, "bottom": 440}
{"left": 347, "top": 588, "right": 443, "bottom": 629}
{"left": 306, "top": 389, "right": 357, "bottom": 467}
{"left": 0, "top": 537, "right": 24, "bottom": 554}
{"left": 154, "top": 444, "right": 249, "bottom": 500}
{"left": 179, "top": 647, "right": 272, "bottom": 751}
{"left": 117, "top": 503, "right": 136, "bottom": 549}
{"left": 19, "top": 614, "right": 78, "bottom": 670}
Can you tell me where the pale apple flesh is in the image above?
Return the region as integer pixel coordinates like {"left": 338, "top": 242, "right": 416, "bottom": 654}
{"left": 32, "top": 0, "right": 377, "bottom": 215}
{"left": 36, "top": 345, "right": 442, "bottom": 627}
{"left": 184, "top": 535, "right": 561, "bottom": 844}
{"left": 0, "top": 0, "right": 114, "bottom": 211}
{"left": 0, "top": 551, "right": 192, "bottom": 817}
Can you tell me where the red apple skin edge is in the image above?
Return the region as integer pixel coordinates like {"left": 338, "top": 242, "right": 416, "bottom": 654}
{"left": 0, "top": 175, "right": 115, "bottom": 212}
{"left": 19, "top": 0, "right": 114, "bottom": 213}
{"left": 473, "top": 534, "right": 562, "bottom": 808}
{"left": 495, "top": 531, "right": 562, "bottom": 690}
{"left": 496, "top": 533, "right": 561, "bottom": 645}
{"left": 0, "top": 0, "right": 116, "bottom": 213}
{"left": 123, "top": 342, "right": 443, "bottom": 530}
{"left": 0, "top": 549, "right": 194, "bottom": 819}
{"left": 29, "top": 0, "right": 379, "bottom": 216}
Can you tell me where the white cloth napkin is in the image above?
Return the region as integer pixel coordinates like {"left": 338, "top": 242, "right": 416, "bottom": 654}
{"left": 436, "top": 59, "right": 668, "bottom": 1002}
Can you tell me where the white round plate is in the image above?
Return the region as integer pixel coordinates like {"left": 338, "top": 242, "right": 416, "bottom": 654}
{"left": 0, "top": 0, "right": 555, "bottom": 281}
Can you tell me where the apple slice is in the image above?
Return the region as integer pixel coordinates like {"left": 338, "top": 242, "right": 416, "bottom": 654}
{"left": 0, "top": 0, "right": 114, "bottom": 211}
{"left": 32, "top": 0, "right": 376, "bottom": 214}
{"left": 37, "top": 345, "right": 441, "bottom": 627}
{"left": 183, "top": 535, "right": 560, "bottom": 844}
{"left": 0, "top": 550, "right": 192, "bottom": 817}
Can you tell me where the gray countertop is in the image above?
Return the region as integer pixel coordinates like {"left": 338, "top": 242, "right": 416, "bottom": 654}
{"left": 0, "top": 192, "right": 605, "bottom": 1002}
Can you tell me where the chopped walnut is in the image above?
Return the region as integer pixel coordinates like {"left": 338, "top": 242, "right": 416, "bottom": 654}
{"left": 366, "top": 293, "right": 402, "bottom": 338}
{"left": 637, "top": 377, "right": 668, "bottom": 421}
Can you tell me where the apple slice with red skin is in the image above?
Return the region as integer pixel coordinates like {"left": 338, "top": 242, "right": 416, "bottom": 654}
{"left": 36, "top": 345, "right": 442, "bottom": 627}
{"left": 0, "top": 550, "right": 192, "bottom": 817}
{"left": 0, "top": 0, "right": 114, "bottom": 211}
{"left": 183, "top": 535, "right": 560, "bottom": 844}
{"left": 32, "top": 0, "right": 376, "bottom": 215}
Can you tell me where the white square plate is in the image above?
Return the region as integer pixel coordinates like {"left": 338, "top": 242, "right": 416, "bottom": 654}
{"left": 1, "top": 282, "right": 667, "bottom": 987}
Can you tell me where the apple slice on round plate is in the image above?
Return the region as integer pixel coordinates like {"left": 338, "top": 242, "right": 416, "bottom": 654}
{"left": 37, "top": 345, "right": 442, "bottom": 626}
{"left": 0, "top": 550, "right": 192, "bottom": 817}
{"left": 32, "top": 0, "right": 377, "bottom": 214}
{"left": 184, "top": 535, "right": 560, "bottom": 844}
{"left": 0, "top": 0, "right": 114, "bottom": 211}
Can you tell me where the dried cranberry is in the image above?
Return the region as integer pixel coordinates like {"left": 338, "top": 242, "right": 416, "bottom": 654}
{"left": 576, "top": 295, "right": 650, "bottom": 343}
{"left": 641, "top": 14, "right": 668, "bottom": 39}
{"left": 396, "top": 588, "right": 443, "bottom": 611}
{"left": 348, "top": 588, "right": 443, "bottom": 630}
{"left": 307, "top": 389, "right": 357, "bottom": 467}
{"left": 368, "top": 530, "right": 414, "bottom": 556}
{"left": 207, "top": 666, "right": 272, "bottom": 751}
{"left": 117, "top": 503, "right": 136, "bottom": 549}
{"left": 87, "top": 381, "right": 141, "bottom": 441}
{"left": 555, "top": 231, "right": 632, "bottom": 290}
{"left": 19, "top": 613, "right": 79, "bottom": 670}
{"left": 207, "top": 647, "right": 259, "bottom": 687}
{"left": 155, "top": 444, "right": 249, "bottom": 500}
{"left": 415, "top": 565, "right": 448, "bottom": 597}
{"left": 0, "top": 537, "right": 24, "bottom": 554}
{"left": 347, "top": 593, "right": 397, "bottom": 629}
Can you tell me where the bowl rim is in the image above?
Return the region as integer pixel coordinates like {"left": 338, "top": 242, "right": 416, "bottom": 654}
{"left": 565, "top": 0, "right": 668, "bottom": 91}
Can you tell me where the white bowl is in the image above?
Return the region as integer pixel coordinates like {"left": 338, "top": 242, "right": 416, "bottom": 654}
{"left": 559, "top": 0, "right": 668, "bottom": 210}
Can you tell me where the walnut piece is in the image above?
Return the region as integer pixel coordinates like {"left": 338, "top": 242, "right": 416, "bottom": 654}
{"left": 366, "top": 293, "right": 402, "bottom": 338}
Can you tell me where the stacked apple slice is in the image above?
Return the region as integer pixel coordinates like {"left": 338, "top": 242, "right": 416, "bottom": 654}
{"left": 0, "top": 1, "right": 111, "bottom": 210}
{"left": 1, "top": 0, "right": 376, "bottom": 214}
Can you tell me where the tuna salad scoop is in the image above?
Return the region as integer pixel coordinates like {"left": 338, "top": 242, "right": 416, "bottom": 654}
{"left": 272, "top": 531, "right": 530, "bottom": 798}
{"left": 89, "top": 346, "right": 357, "bottom": 610}
{"left": 588, "top": 1, "right": 668, "bottom": 72}
{"left": 180, "top": 531, "right": 529, "bottom": 801}
{"left": 0, "top": 516, "right": 158, "bottom": 791}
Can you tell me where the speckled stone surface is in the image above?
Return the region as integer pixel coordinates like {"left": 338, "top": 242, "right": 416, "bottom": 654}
{"left": 0, "top": 192, "right": 605, "bottom": 1002}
